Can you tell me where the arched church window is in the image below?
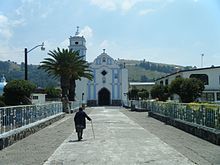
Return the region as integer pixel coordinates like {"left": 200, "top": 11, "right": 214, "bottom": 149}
{"left": 102, "top": 57, "right": 106, "bottom": 62}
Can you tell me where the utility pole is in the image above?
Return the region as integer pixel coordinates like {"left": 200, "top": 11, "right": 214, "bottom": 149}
{"left": 201, "top": 53, "right": 204, "bottom": 68}
{"left": 24, "top": 43, "right": 45, "bottom": 80}
{"left": 24, "top": 48, "right": 28, "bottom": 80}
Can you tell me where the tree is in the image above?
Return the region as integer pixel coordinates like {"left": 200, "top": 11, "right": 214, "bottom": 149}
{"left": 128, "top": 88, "right": 139, "bottom": 100}
{"left": 0, "top": 96, "right": 5, "bottom": 107}
{"left": 138, "top": 89, "right": 149, "bottom": 100}
{"left": 169, "top": 78, "right": 204, "bottom": 103}
{"left": 3, "top": 80, "right": 36, "bottom": 105}
{"left": 45, "top": 86, "right": 61, "bottom": 99}
{"left": 150, "top": 84, "right": 169, "bottom": 101}
{"left": 168, "top": 78, "right": 184, "bottom": 96}
{"left": 39, "top": 48, "right": 93, "bottom": 100}
{"left": 68, "top": 57, "right": 93, "bottom": 101}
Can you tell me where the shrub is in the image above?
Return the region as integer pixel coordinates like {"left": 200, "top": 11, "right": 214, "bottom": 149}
{"left": 3, "top": 80, "right": 36, "bottom": 105}
{"left": 0, "top": 100, "right": 6, "bottom": 107}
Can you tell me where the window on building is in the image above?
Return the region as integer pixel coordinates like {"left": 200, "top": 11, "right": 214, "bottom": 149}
{"left": 165, "top": 79, "right": 168, "bottom": 85}
{"left": 176, "top": 75, "right": 181, "bottom": 78}
{"left": 114, "top": 74, "right": 118, "bottom": 79}
{"left": 102, "top": 57, "right": 106, "bottom": 62}
{"left": 33, "top": 96, "right": 38, "bottom": 100}
{"left": 102, "top": 77, "right": 106, "bottom": 83}
{"left": 101, "top": 70, "right": 107, "bottom": 76}
{"left": 217, "top": 92, "right": 220, "bottom": 101}
{"left": 160, "top": 81, "right": 163, "bottom": 85}
{"left": 107, "top": 58, "right": 111, "bottom": 65}
{"left": 189, "top": 74, "right": 209, "bottom": 85}
{"left": 75, "top": 42, "right": 79, "bottom": 45}
{"left": 202, "top": 92, "right": 215, "bottom": 101}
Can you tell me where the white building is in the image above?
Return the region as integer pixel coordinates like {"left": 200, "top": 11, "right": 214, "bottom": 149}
{"left": 156, "top": 66, "right": 220, "bottom": 102}
{"left": 70, "top": 27, "right": 128, "bottom": 106}
{"left": 68, "top": 26, "right": 86, "bottom": 60}
{"left": 31, "top": 93, "right": 46, "bottom": 104}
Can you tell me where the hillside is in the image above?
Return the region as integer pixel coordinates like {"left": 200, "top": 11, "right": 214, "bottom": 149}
{"left": 118, "top": 59, "right": 193, "bottom": 82}
{"left": 0, "top": 60, "right": 193, "bottom": 87}
{"left": 0, "top": 61, "right": 59, "bottom": 88}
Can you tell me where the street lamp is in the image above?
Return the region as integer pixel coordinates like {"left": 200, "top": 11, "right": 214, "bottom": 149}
{"left": 82, "top": 92, "right": 84, "bottom": 102}
{"left": 82, "top": 92, "right": 85, "bottom": 108}
{"left": 24, "top": 42, "right": 45, "bottom": 80}
{"left": 201, "top": 53, "right": 204, "bottom": 68}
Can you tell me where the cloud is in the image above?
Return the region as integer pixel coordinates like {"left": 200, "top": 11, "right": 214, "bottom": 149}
{"left": 59, "top": 38, "right": 69, "bottom": 49}
{"left": 80, "top": 26, "right": 93, "bottom": 39}
{"left": 89, "top": 0, "right": 174, "bottom": 13}
{"left": 90, "top": 0, "right": 143, "bottom": 12}
{"left": 0, "top": 15, "right": 25, "bottom": 40}
{"left": 121, "top": 0, "right": 139, "bottom": 11}
{"left": 0, "top": 43, "right": 23, "bottom": 63}
{"left": 138, "top": 8, "right": 156, "bottom": 15}
{"left": 90, "top": 0, "right": 117, "bottom": 11}
{"left": 16, "top": 0, "right": 53, "bottom": 19}
{"left": 0, "top": 15, "right": 12, "bottom": 39}
{"left": 99, "top": 40, "right": 117, "bottom": 52}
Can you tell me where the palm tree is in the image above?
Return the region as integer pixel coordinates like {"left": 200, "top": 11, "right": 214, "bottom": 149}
{"left": 69, "top": 58, "right": 93, "bottom": 101}
{"left": 39, "top": 48, "right": 92, "bottom": 98}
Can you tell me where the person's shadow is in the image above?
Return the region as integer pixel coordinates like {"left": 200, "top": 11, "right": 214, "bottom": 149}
{"left": 68, "top": 139, "right": 87, "bottom": 143}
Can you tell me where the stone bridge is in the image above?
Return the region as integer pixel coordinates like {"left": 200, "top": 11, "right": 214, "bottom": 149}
{"left": 0, "top": 106, "right": 220, "bottom": 165}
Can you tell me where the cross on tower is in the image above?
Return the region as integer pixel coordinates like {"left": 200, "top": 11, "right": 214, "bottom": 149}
{"left": 75, "top": 26, "right": 79, "bottom": 36}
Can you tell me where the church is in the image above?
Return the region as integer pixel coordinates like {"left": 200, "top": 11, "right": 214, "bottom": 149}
{"left": 69, "top": 27, "right": 128, "bottom": 106}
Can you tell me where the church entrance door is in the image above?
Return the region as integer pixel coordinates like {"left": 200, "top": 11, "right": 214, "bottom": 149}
{"left": 98, "top": 88, "right": 110, "bottom": 106}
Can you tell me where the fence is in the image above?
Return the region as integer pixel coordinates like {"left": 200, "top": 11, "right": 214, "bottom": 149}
{"left": 123, "top": 100, "right": 220, "bottom": 130}
{"left": 122, "top": 100, "right": 150, "bottom": 111}
{"left": 0, "top": 102, "right": 63, "bottom": 134}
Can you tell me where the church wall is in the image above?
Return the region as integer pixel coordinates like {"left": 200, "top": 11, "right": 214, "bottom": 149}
{"left": 75, "top": 78, "right": 88, "bottom": 103}
{"left": 69, "top": 28, "right": 128, "bottom": 106}
{"left": 121, "top": 68, "right": 129, "bottom": 101}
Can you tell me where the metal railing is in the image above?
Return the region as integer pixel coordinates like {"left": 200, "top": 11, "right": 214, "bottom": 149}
{"left": 0, "top": 102, "right": 63, "bottom": 134}
{"left": 123, "top": 100, "right": 220, "bottom": 130}
{"left": 149, "top": 101, "right": 220, "bottom": 129}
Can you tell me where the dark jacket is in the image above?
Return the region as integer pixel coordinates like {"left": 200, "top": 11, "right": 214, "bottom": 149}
{"left": 74, "top": 110, "right": 91, "bottom": 129}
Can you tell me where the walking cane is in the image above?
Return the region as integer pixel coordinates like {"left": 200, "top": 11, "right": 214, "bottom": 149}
{"left": 91, "top": 120, "right": 95, "bottom": 139}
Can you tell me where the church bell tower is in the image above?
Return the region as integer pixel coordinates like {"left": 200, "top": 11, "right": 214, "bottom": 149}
{"left": 68, "top": 26, "right": 87, "bottom": 60}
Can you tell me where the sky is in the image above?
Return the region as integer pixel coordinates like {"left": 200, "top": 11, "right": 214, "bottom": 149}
{"left": 0, "top": 0, "right": 220, "bottom": 68}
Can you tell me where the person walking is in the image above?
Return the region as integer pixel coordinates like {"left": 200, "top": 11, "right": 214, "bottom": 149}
{"left": 74, "top": 107, "right": 92, "bottom": 141}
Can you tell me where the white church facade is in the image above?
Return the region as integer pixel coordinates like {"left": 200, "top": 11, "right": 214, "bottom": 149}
{"left": 69, "top": 27, "right": 128, "bottom": 106}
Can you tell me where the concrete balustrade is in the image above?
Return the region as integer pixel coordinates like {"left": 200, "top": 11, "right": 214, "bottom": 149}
{"left": 123, "top": 100, "right": 220, "bottom": 145}
{"left": 0, "top": 101, "right": 80, "bottom": 150}
{"left": 0, "top": 102, "right": 63, "bottom": 134}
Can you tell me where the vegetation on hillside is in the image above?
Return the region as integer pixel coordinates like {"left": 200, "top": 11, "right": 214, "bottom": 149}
{"left": 0, "top": 59, "right": 193, "bottom": 88}
{"left": 118, "top": 59, "right": 193, "bottom": 82}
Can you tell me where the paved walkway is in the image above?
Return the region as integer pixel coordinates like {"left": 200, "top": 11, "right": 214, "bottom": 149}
{"left": 44, "top": 107, "right": 194, "bottom": 165}
{"left": 1, "top": 107, "right": 219, "bottom": 165}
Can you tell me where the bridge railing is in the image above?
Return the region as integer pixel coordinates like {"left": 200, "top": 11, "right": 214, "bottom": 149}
{"left": 0, "top": 102, "right": 63, "bottom": 134}
{"left": 123, "top": 100, "right": 220, "bottom": 130}
{"left": 151, "top": 101, "right": 220, "bottom": 129}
